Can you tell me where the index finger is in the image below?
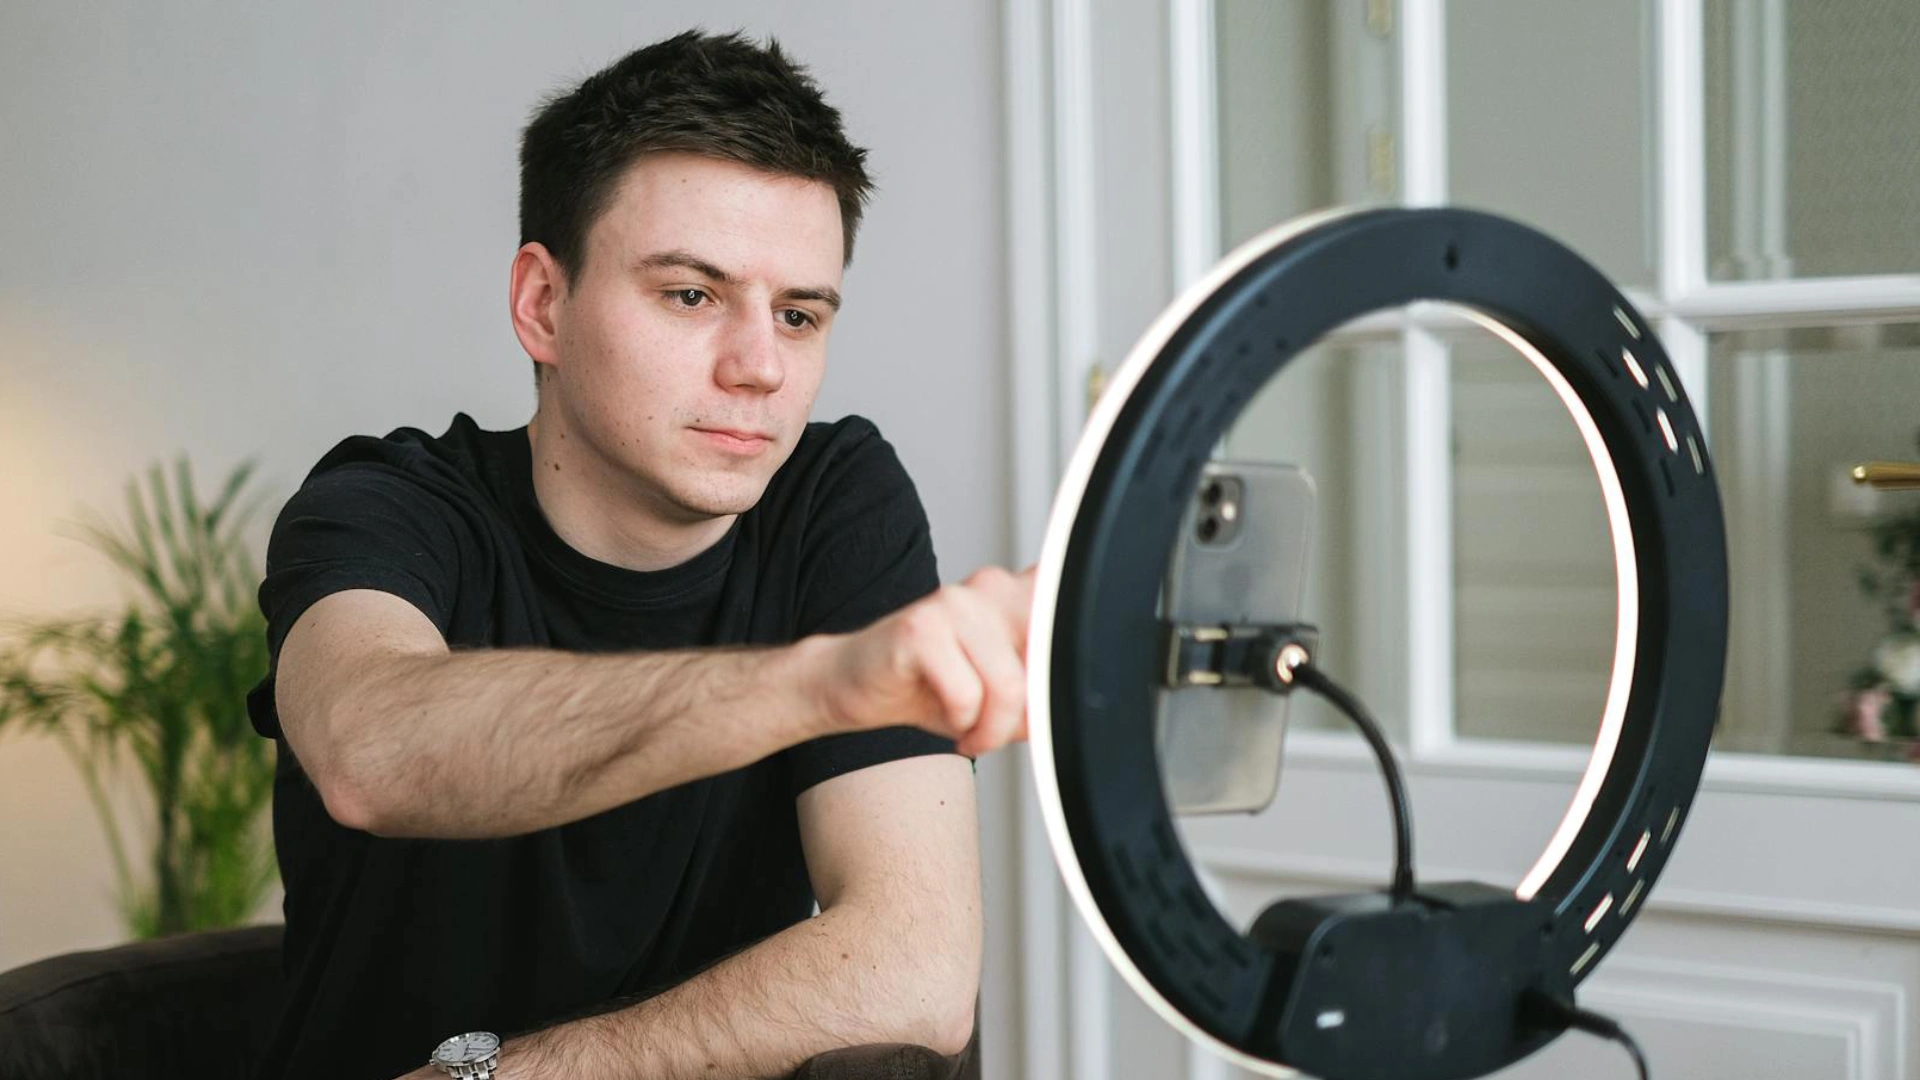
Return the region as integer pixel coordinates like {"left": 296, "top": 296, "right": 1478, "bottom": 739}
{"left": 971, "top": 566, "right": 1035, "bottom": 654}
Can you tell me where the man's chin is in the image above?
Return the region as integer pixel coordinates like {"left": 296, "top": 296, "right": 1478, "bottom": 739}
{"left": 664, "top": 479, "right": 769, "bottom": 521}
{"left": 655, "top": 444, "right": 792, "bottom": 520}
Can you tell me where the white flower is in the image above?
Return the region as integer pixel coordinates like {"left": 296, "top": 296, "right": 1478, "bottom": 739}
{"left": 1873, "top": 635, "right": 1920, "bottom": 694}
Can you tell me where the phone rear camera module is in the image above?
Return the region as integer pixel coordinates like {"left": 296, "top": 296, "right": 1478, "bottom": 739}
{"left": 1194, "top": 476, "right": 1245, "bottom": 546}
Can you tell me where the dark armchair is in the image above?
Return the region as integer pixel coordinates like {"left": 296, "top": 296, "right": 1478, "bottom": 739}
{"left": 0, "top": 926, "right": 977, "bottom": 1080}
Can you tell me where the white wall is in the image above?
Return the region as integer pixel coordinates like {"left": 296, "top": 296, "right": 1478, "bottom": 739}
{"left": 0, "top": 5, "right": 1020, "bottom": 1074}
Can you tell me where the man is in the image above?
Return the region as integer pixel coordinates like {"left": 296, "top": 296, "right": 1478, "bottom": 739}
{"left": 246, "top": 31, "right": 1031, "bottom": 1080}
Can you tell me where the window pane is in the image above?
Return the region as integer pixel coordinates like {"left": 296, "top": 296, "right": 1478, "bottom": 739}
{"left": 1448, "top": 0, "right": 1659, "bottom": 289}
{"left": 1705, "top": 0, "right": 1920, "bottom": 280}
{"left": 1709, "top": 323, "right": 1920, "bottom": 761}
{"left": 1450, "top": 333, "right": 1616, "bottom": 746}
{"left": 1215, "top": 0, "right": 1398, "bottom": 252}
{"left": 1447, "top": 322, "right": 1920, "bottom": 764}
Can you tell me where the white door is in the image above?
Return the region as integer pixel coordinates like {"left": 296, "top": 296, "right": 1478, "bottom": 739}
{"left": 1006, "top": 2, "right": 1920, "bottom": 1078}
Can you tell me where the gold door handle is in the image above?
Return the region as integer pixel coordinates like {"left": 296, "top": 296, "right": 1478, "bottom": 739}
{"left": 1851, "top": 462, "right": 1920, "bottom": 490}
{"left": 1085, "top": 362, "right": 1109, "bottom": 417}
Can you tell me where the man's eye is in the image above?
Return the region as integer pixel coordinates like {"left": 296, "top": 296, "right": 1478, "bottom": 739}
{"left": 780, "top": 309, "right": 814, "bottom": 329}
{"left": 668, "top": 289, "right": 709, "bottom": 308}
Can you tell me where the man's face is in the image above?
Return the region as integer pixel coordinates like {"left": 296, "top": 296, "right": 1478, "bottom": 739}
{"left": 541, "top": 152, "right": 845, "bottom": 523}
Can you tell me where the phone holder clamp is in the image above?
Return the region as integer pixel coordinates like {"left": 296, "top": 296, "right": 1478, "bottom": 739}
{"left": 1162, "top": 622, "right": 1319, "bottom": 693}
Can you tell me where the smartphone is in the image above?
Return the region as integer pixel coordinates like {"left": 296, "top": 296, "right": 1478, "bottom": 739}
{"left": 1156, "top": 460, "right": 1317, "bottom": 815}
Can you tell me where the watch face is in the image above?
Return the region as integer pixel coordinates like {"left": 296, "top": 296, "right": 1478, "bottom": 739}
{"left": 432, "top": 1031, "right": 500, "bottom": 1065}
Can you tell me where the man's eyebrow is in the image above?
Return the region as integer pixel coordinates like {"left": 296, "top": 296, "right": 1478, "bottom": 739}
{"left": 636, "top": 250, "right": 734, "bottom": 283}
{"left": 638, "top": 249, "right": 842, "bottom": 312}
{"left": 777, "top": 285, "right": 842, "bottom": 312}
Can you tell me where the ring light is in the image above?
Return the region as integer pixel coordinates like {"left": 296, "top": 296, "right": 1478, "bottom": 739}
{"left": 1027, "top": 208, "right": 1728, "bottom": 1079}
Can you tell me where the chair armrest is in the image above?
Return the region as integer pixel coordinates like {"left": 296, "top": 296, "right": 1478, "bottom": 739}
{"left": 788, "top": 1032, "right": 976, "bottom": 1080}
{"left": 0, "top": 924, "right": 287, "bottom": 1080}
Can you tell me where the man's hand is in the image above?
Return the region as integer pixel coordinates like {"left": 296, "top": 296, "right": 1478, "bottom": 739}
{"left": 807, "top": 565, "right": 1036, "bottom": 757}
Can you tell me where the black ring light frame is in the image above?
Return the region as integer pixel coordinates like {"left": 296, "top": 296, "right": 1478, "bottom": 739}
{"left": 1028, "top": 207, "right": 1729, "bottom": 1079}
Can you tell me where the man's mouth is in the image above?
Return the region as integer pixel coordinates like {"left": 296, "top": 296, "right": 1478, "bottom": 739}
{"left": 691, "top": 427, "right": 775, "bottom": 454}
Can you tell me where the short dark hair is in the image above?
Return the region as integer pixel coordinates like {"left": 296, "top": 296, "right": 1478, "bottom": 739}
{"left": 519, "top": 29, "right": 874, "bottom": 288}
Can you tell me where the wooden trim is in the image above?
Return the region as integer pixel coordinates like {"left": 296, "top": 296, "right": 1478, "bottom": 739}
{"left": 1169, "top": 0, "right": 1221, "bottom": 290}
{"left": 1003, "top": 1, "right": 1069, "bottom": 1077}
{"left": 1281, "top": 729, "right": 1920, "bottom": 802}
{"left": 1659, "top": 0, "right": 1707, "bottom": 297}
{"left": 1399, "top": 0, "right": 1448, "bottom": 206}
{"left": 1196, "top": 845, "right": 1920, "bottom": 936}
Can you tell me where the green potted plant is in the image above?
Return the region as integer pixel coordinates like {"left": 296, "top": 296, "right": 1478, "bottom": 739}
{"left": 0, "top": 459, "right": 278, "bottom": 936}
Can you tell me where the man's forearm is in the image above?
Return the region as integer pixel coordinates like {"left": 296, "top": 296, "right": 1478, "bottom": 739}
{"left": 326, "top": 637, "right": 840, "bottom": 838}
{"left": 496, "top": 899, "right": 978, "bottom": 1080}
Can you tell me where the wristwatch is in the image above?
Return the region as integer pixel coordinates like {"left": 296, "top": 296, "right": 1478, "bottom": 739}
{"left": 429, "top": 1031, "right": 501, "bottom": 1079}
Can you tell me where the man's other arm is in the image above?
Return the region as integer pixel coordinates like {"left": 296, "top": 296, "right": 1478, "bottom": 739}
{"left": 477, "top": 754, "right": 981, "bottom": 1079}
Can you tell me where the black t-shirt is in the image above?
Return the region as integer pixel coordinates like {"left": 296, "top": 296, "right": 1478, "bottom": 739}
{"left": 244, "top": 413, "right": 954, "bottom": 1080}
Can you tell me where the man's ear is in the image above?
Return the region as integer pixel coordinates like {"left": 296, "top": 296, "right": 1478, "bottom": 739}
{"left": 510, "top": 243, "right": 566, "bottom": 372}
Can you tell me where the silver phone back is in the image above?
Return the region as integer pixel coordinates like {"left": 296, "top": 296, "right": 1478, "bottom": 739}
{"left": 1156, "top": 461, "right": 1316, "bottom": 814}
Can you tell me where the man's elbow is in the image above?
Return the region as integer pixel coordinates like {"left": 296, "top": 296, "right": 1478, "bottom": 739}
{"left": 893, "top": 931, "right": 980, "bottom": 1058}
{"left": 836, "top": 905, "right": 979, "bottom": 1056}
{"left": 924, "top": 995, "right": 977, "bottom": 1060}
{"left": 309, "top": 753, "right": 392, "bottom": 834}
{"left": 320, "top": 759, "right": 447, "bottom": 838}
{"left": 300, "top": 721, "right": 415, "bottom": 837}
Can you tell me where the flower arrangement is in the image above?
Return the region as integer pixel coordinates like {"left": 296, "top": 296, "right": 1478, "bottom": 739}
{"left": 1841, "top": 478, "right": 1920, "bottom": 761}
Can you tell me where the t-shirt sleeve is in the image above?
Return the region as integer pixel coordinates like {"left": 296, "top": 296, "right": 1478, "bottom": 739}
{"left": 782, "top": 425, "right": 960, "bottom": 797}
{"left": 245, "top": 464, "right": 463, "bottom": 739}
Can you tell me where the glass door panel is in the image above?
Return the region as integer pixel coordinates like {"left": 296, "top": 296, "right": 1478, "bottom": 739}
{"left": 1705, "top": 0, "right": 1920, "bottom": 280}
{"left": 1447, "top": 0, "right": 1660, "bottom": 289}
{"left": 1709, "top": 322, "right": 1920, "bottom": 760}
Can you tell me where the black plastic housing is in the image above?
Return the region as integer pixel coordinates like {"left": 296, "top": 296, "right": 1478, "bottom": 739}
{"left": 1246, "top": 884, "right": 1570, "bottom": 1080}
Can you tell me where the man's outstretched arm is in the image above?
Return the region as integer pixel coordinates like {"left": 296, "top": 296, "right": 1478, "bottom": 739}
{"left": 434, "top": 753, "right": 982, "bottom": 1080}
{"left": 276, "top": 566, "right": 1031, "bottom": 838}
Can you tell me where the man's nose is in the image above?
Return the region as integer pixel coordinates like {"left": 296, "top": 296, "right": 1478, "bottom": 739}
{"left": 715, "top": 309, "right": 786, "bottom": 394}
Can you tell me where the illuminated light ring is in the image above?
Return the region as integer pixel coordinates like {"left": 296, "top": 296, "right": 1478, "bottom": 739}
{"left": 1027, "top": 207, "right": 1728, "bottom": 1074}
